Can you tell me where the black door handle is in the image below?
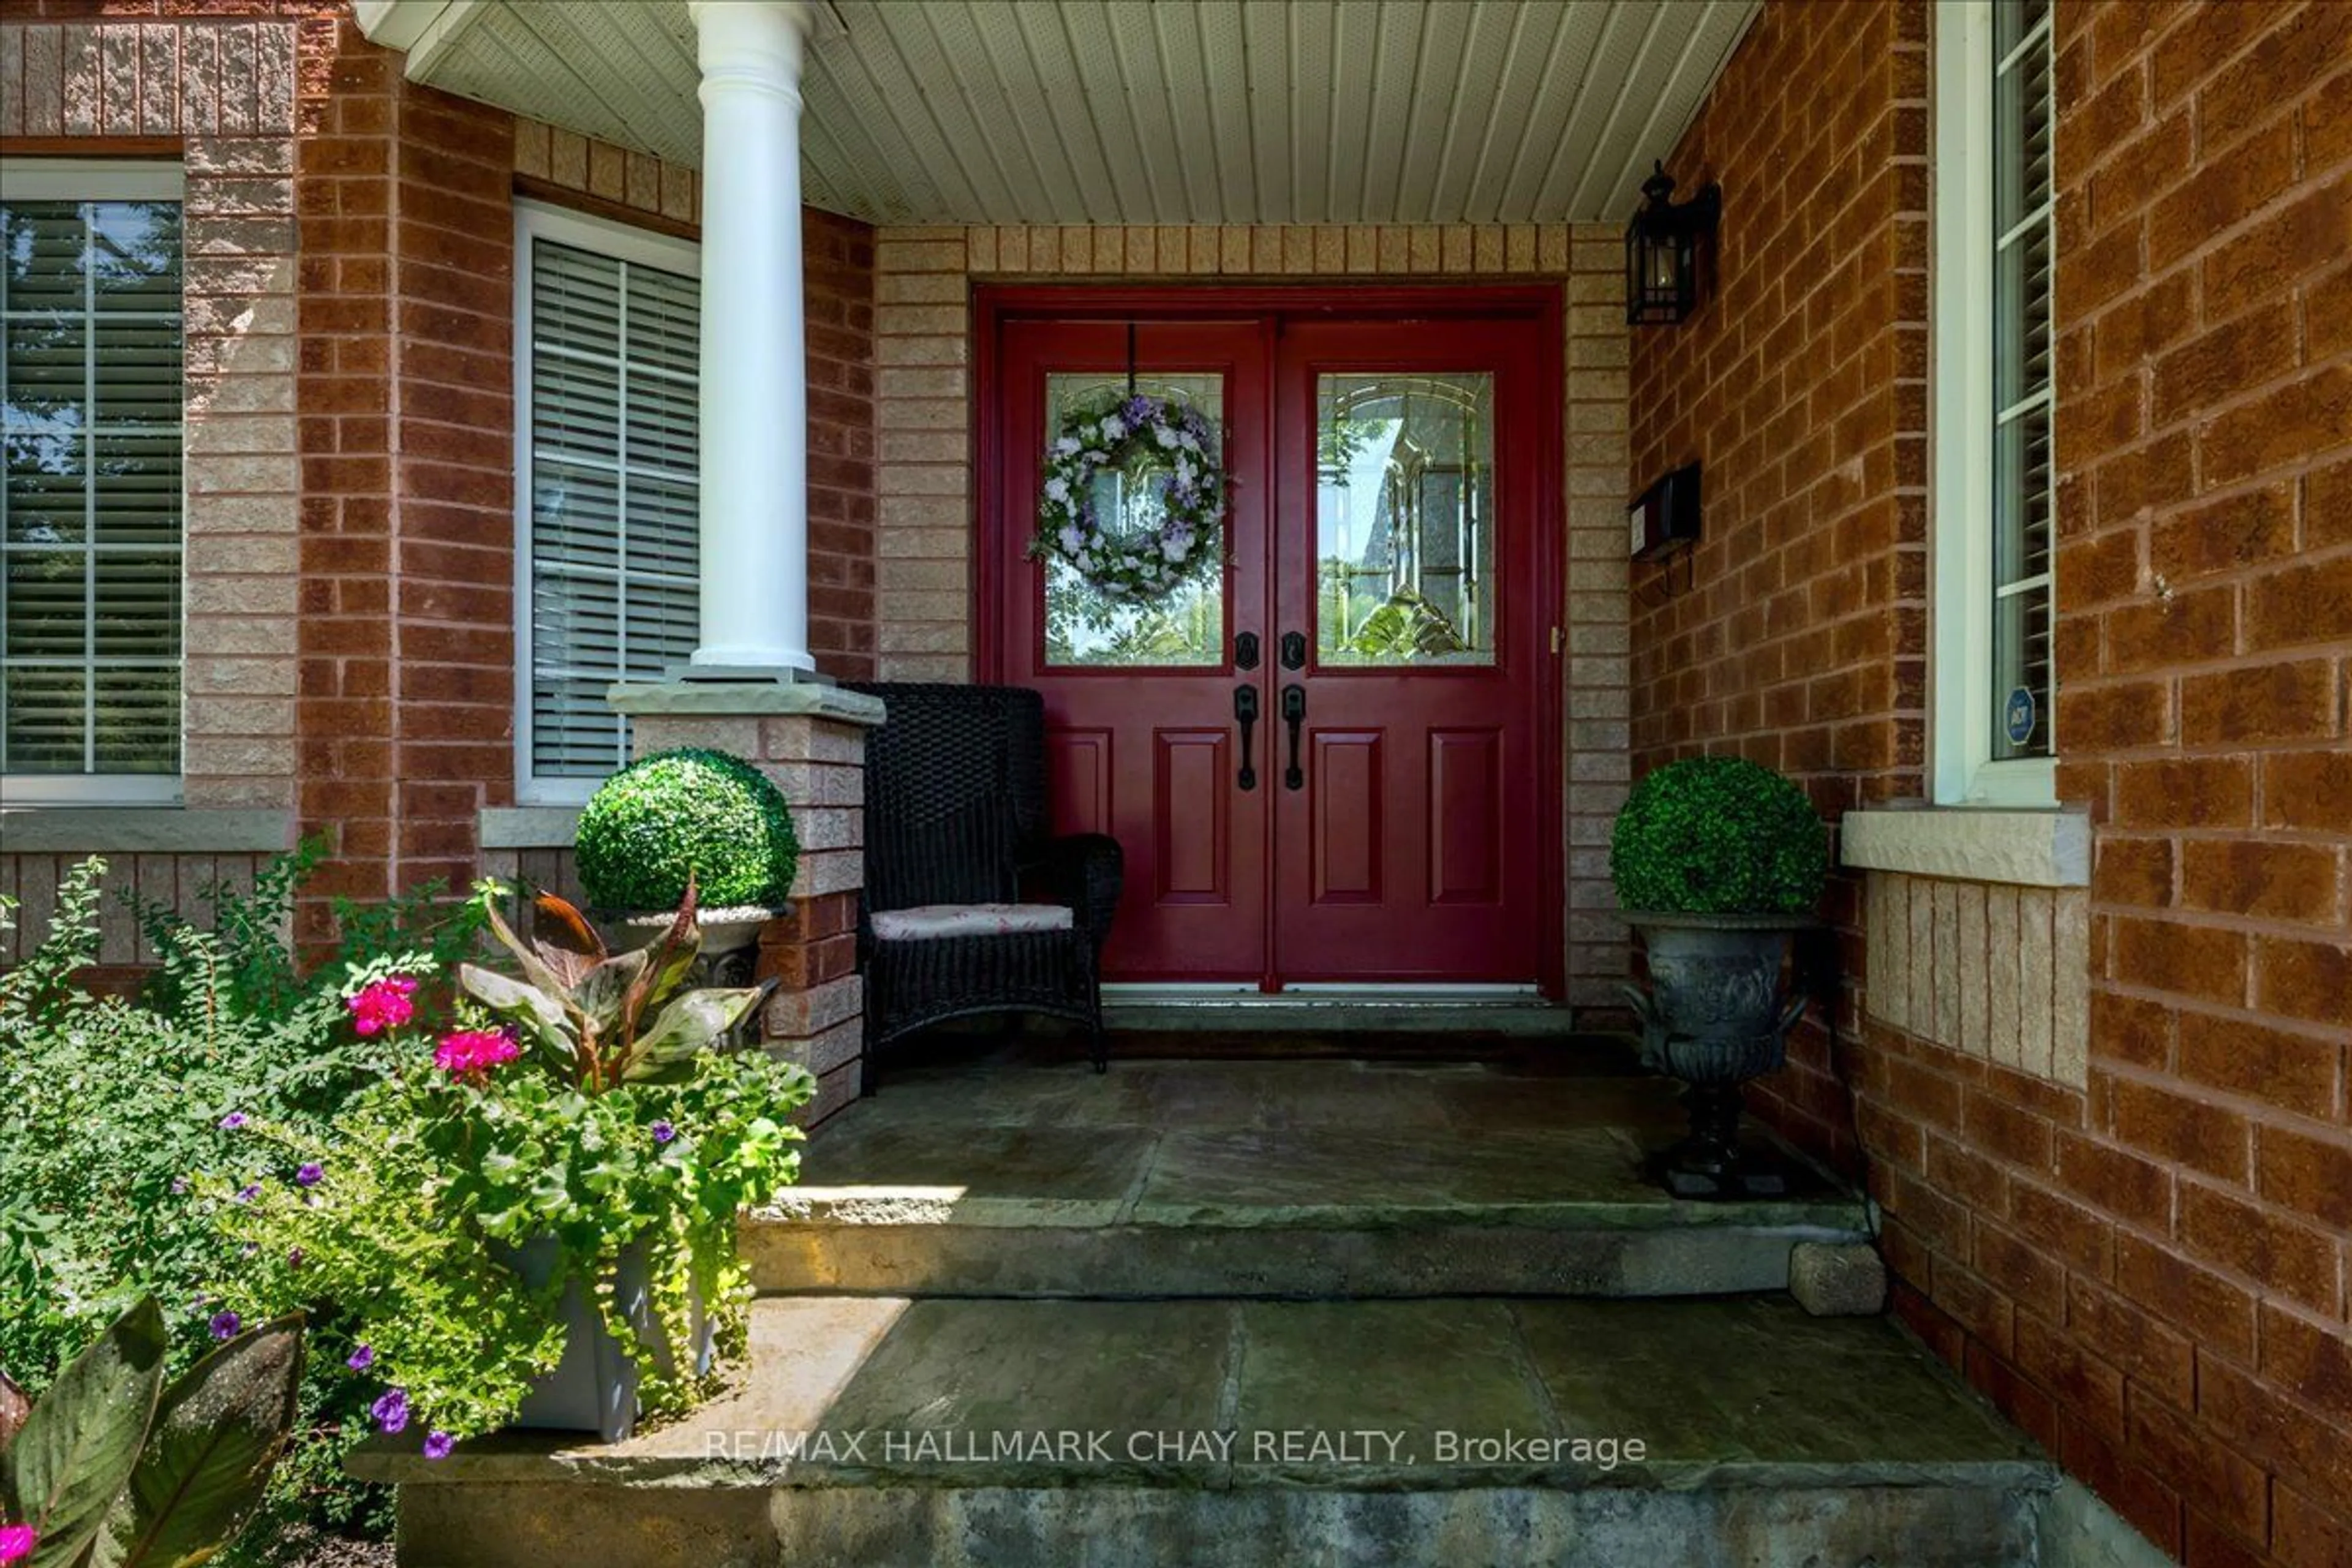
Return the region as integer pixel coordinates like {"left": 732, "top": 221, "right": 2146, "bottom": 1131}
{"left": 1234, "top": 685, "right": 1260, "bottom": 791}
{"left": 1281, "top": 684, "right": 1306, "bottom": 791}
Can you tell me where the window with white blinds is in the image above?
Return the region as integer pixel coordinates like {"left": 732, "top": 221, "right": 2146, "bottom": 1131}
{"left": 1931, "top": 1, "right": 2058, "bottom": 806}
{"left": 516, "top": 204, "right": 699, "bottom": 799}
{"left": 1, "top": 164, "right": 184, "bottom": 801}
{"left": 1991, "top": 0, "right": 2054, "bottom": 764}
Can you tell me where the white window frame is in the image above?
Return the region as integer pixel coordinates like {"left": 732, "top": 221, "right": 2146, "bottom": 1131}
{"left": 511, "top": 200, "right": 699, "bottom": 806}
{"left": 1930, "top": 1, "right": 2058, "bottom": 808}
{"left": 0, "top": 157, "right": 187, "bottom": 808}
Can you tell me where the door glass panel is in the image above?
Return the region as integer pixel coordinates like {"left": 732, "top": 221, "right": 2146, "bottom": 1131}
{"left": 1041, "top": 372, "right": 1224, "bottom": 667}
{"left": 1316, "top": 372, "right": 1494, "bottom": 666}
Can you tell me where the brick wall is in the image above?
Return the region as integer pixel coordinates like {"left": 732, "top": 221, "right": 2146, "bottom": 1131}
{"left": 1627, "top": 0, "right": 1932, "bottom": 1167}
{"left": 1629, "top": 2, "right": 2352, "bottom": 1564}
{"left": 2033, "top": 3, "right": 2352, "bottom": 1562}
{"left": 870, "top": 223, "right": 1634, "bottom": 1009}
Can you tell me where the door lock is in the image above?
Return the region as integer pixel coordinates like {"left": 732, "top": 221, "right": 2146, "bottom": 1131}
{"left": 1279, "top": 631, "right": 1307, "bottom": 671}
{"left": 1235, "top": 631, "right": 1261, "bottom": 671}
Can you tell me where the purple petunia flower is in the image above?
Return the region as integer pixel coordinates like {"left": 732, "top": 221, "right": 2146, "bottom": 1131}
{"left": 169, "top": 1176, "right": 189, "bottom": 1195}
{"left": 422, "top": 1431, "right": 454, "bottom": 1461}
{"left": 287, "top": 1248, "right": 305, "bottom": 1269}
{"left": 650, "top": 1120, "right": 676, "bottom": 1145}
{"left": 218, "top": 1112, "right": 247, "bottom": 1131}
{"left": 209, "top": 1311, "right": 241, "bottom": 1340}
{"left": 295, "top": 1163, "right": 323, "bottom": 1188}
{"left": 347, "top": 1344, "right": 374, "bottom": 1372}
{"left": 371, "top": 1387, "right": 410, "bottom": 1435}
{"left": 234, "top": 1183, "right": 262, "bottom": 1204}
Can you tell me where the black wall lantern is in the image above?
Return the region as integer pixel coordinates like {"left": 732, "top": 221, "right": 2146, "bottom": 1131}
{"left": 1625, "top": 160, "right": 1722, "bottom": 326}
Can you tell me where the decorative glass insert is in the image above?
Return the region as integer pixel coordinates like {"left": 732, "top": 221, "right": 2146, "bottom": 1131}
{"left": 524, "top": 234, "right": 701, "bottom": 780}
{"left": 1, "top": 195, "right": 184, "bottom": 778}
{"left": 1041, "top": 372, "right": 1224, "bottom": 667}
{"left": 1991, "top": 0, "right": 2054, "bottom": 760}
{"left": 1316, "top": 372, "right": 1494, "bottom": 667}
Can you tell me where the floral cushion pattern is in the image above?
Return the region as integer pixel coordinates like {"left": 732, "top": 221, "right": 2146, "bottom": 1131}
{"left": 869, "top": 902, "right": 1077, "bottom": 943}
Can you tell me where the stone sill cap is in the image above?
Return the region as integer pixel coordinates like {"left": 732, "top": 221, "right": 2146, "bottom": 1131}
{"left": 606, "top": 679, "right": 886, "bottom": 727}
{"left": 480, "top": 806, "right": 582, "bottom": 850}
{"left": 0, "top": 807, "right": 293, "bottom": 855}
{"left": 1841, "top": 806, "right": 2090, "bottom": 888}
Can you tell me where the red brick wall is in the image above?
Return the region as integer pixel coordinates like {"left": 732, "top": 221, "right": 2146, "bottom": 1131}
{"left": 805, "top": 209, "right": 878, "bottom": 681}
{"left": 291, "top": 20, "right": 511, "bottom": 935}
{"left": 292, "top": 16, "right": 402, "bottom": 937}
{"left": 2033, "top": 4, "right": 2351, "bottom": 1562}
{"left": 1632, "top": 2, "right": 2352, "bottom": 1564}
{"left": 1627, "top": 0, "right": 1931, "bottom": 1170}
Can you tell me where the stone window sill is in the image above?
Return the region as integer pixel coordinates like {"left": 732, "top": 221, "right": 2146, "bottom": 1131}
{"left": 480, "top": 807, "right": 580, "bottom": 850}
{"left": 1841, "top": 806, "right": 2090, "bottom": 888}
{"left": 0, "top": 808, "right": 294, "bottom": 856}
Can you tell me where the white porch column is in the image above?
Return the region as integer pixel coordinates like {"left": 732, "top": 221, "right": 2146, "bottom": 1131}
{"left": 687, "top": 0, "right": 815, "bottom": 676}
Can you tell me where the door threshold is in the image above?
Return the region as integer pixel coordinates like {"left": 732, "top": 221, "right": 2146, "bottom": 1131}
{"left": 1104, "top": 982, "right": 1543, "bottom": 1005}
{"left": 1103, "top": 985, "right": 1570, "bottom": 1035}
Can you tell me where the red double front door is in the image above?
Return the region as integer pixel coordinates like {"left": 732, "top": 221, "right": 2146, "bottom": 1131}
{"left": 987, "top": 293, "right": 1558, "bottom": 992}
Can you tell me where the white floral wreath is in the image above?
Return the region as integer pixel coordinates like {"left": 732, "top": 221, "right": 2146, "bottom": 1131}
{"left": 1032, "top": 393, "right": 1225, "bottom": 601}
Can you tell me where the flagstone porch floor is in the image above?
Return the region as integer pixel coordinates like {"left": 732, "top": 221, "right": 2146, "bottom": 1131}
{"left": 360, "top": 1036, "right": 2060, "bottom": 1566}
{"left": 744, "top": 1033, "right": 1871, "bottom": 1298}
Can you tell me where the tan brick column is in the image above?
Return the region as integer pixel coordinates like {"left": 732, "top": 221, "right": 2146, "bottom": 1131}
{"left": 608, "top": 681, "right": 885, "bottom": 1127}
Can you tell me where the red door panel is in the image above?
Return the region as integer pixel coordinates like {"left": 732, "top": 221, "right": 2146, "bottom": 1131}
{"left": 1153, "top": 729, "right": 1232, "bottom": 902}
{"left": 1428, "top": 728, "right": 1503, "bottom": 906}
{"left": 1270, "top": 319, "right": 1545, "bottom": 984}
{"left": 997, "top": 320, "right": 1271, "bottom": 983}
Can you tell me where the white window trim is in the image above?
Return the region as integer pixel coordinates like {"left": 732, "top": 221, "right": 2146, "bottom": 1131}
{"left": 1929, "top": 2, "right": 2057, "bottom": 809}
{"left": 511, "top": 199, "right": 699, "bottom": 807}
{"left": 1, "top": 157, "right": 187, "bottom": 808}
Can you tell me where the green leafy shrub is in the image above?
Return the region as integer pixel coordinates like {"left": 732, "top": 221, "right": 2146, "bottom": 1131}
{"left": 1608, "top": 755, "right": 1828, "bottom": 916}
{"left": 573, "top": 748, "right": 798, "bottom": 911}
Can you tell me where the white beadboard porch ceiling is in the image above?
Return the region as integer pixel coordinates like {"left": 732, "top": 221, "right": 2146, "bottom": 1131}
{"left": 358, "top": 1, "right": 1758, "bottom": 226}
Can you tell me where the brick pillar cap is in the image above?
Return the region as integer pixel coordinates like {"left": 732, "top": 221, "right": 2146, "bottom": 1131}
{"left": 606, "top": 679, "right": 886, "bottom": 728}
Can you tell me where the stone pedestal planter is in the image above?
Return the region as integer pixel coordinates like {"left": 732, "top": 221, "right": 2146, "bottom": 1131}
{"left": 1622, "top": 913, "right": 1811, "bottom": 1200}
{"left": 597, "top": 904, "right": 788, "bottom": 988}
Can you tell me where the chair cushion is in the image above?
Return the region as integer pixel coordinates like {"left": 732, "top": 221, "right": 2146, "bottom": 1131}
{"left": 870, "top": 902, "right": 1076, "bottom": 943}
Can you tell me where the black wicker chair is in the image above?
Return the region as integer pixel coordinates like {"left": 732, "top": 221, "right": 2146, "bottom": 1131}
{"left": 846, "top": 682, "right": 1121, "bottom": 1086}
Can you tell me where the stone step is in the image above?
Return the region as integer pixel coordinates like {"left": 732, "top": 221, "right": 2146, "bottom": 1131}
{"left": 366, "top": 1294, "right": 2056, "bottom": 1568}
{"left": 743, "top": 1059, "right": 1870, "bottom": 1298}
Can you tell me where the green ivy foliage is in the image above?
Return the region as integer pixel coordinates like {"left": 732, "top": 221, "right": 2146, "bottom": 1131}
{"left": 573, "top": 748, "right": 799, "bottom": 911}
{"left": 221, "top": 1047, "right": 809, "bottom": 1448}
{"left": 1608, "top": 755, "right": 1829, "bottom": 916}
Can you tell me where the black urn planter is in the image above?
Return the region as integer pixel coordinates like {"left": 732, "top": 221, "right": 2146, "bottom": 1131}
{"left": 1622, "top": 911, "right": 1812, "bottom": 1200}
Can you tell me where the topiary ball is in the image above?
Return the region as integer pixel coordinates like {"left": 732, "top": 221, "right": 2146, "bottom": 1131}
{"left": 575, "top": 748, "right": 798, "bottom": 913}
{"left": 1609, "top": 755, "right": 1828, "bottom": 916}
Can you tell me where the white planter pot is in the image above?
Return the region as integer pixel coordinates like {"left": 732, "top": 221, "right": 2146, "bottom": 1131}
{"left": 499, "top": 1235, "right": 715, "bottom": 1444}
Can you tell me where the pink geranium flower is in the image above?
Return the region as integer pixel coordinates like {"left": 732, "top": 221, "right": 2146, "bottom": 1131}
{"left": 434, "top": 1028, "right": 521, "bottom": 1082}
{"left": 347, "top": 976, "right": 419, "bottom": 1037}
{"left": 0, "top": 1525, "right": 36, "bottom": 1564}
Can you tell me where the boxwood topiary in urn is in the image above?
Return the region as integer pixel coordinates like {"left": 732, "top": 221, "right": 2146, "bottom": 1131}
{"left": 575, "top": 748, "right": 799, "bottom": 967}
{"left": 1610, "top": 755, "right": 1828, "bottom": 1199}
